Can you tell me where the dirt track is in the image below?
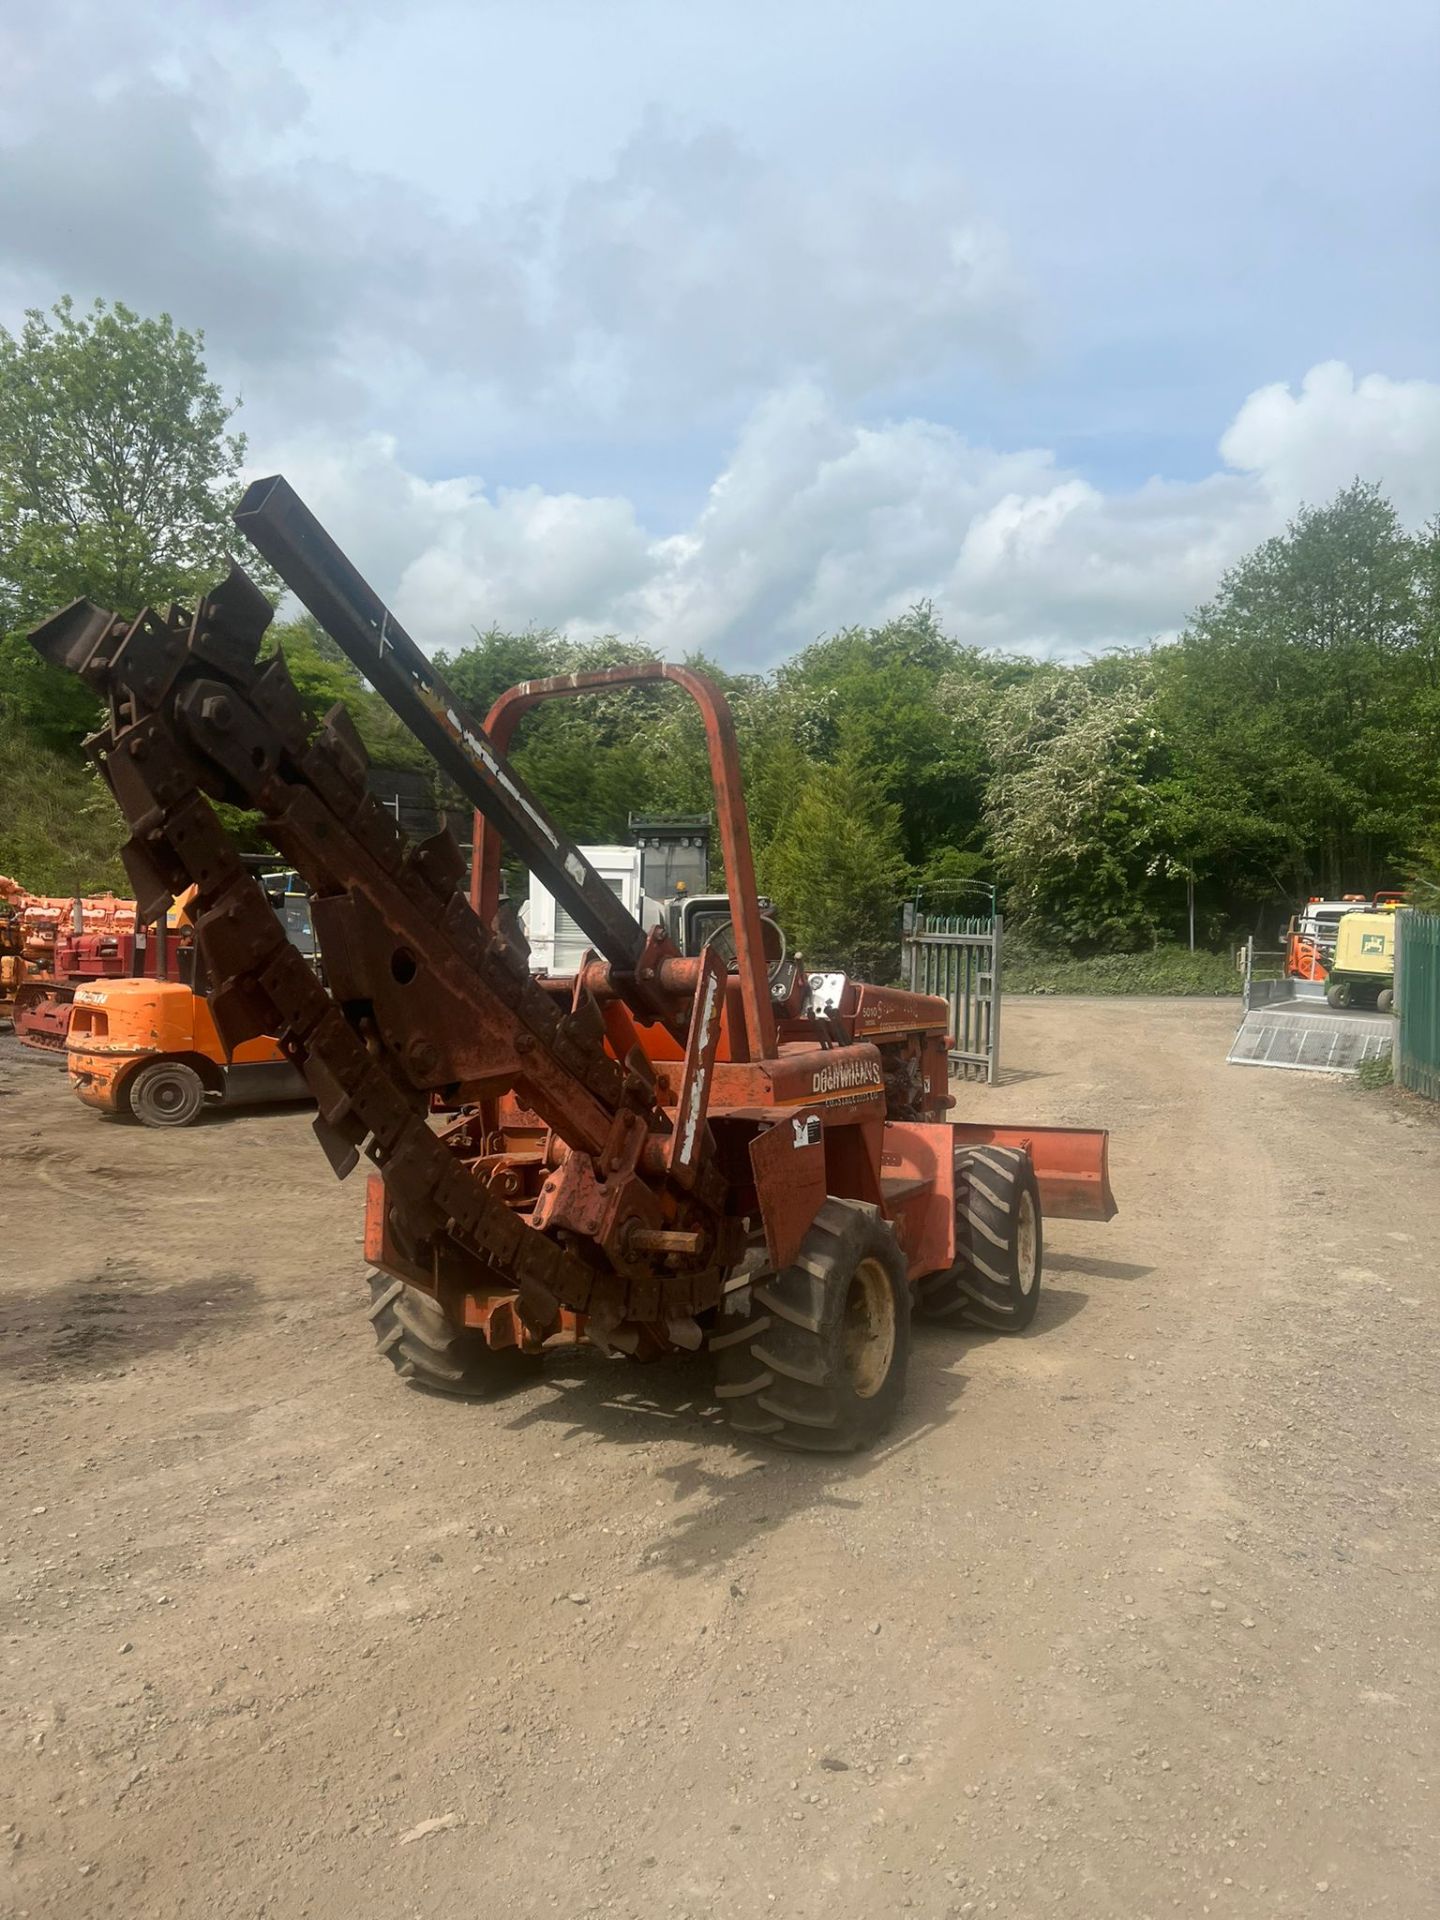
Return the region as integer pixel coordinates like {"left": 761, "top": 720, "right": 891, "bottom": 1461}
{"left": 3, "top": 999, "right": 1438, "bottom": 1920}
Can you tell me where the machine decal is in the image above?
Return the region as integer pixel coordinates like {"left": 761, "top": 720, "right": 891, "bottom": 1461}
{"left": 811, "top": 1057, "right": 875, "bottom": 1094}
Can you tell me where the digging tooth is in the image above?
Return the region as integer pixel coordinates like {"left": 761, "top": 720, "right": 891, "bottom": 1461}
{"left": 312, "top": 1114, "right": 361, "bottom": 1180}
{"left": 406, "top": 827, "right": 467, "bottom": 901}
{"left": 248, "top": 649, "right": 310, "bottom": 754}
{"left": 318, "top": 700, "right": 371, "bottom": 785}
{"left": 191, "top": 562, "right": 274, "bottom": 675}
{"left": 26, "top": 599, "right": 124, "bottom": 682}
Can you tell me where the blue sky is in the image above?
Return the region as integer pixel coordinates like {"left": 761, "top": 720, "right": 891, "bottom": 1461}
{"left": 1, "top": 0, "right": 1437, "bottom": 662}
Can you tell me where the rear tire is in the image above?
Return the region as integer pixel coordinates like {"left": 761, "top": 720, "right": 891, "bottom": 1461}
{"left": 915, "top": 1146, "right": 1043, "bottom": 1334}
{"left": 367, "top": 1274, "right": 543, "bottom": 1398}
{"left": 1325, "top": 981, "right": 1351, "bottom": 1010}
{"left": 127, "top": 1059, "right": 206, "bottom": 1128}
{"left": 711, "top": 1198, "right": 910, "bottom": 1452}
{"left": 1377, "top": 987, "right": 1394, "bottom": 1015}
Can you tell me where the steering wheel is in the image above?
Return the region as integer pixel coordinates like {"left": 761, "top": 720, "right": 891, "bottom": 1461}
{"left": 702, "top": 914, "right": 788, "bottom": 983}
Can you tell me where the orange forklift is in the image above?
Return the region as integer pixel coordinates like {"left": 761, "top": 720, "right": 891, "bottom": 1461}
{"left": 65, "top": 879, "right": 315, "bottom": 1127}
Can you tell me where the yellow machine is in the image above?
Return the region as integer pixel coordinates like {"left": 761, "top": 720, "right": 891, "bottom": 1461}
{"left": 1325, "top": 908, "right": 1397, "bottom": 1013}
{"left": 66, "top": 978, "right": 310, "bottom": 1127}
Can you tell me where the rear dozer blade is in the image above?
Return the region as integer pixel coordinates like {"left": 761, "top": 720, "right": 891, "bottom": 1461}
{"left": 950, "top": 1123, "right": 1116, "bottom": 1222}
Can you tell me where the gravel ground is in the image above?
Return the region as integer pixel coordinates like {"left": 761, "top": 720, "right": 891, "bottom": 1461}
{"left": 1, "top": 1000, "right": 1437, "bottom": 1920}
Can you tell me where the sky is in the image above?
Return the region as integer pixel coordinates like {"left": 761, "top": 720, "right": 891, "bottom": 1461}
{"left": 1, "top": 0, "right": 1437, "bottom": 666}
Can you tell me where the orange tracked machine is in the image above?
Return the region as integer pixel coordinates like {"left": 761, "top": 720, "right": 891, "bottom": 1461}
{"left": 31, "top": 479, "right": 1114, "bottom": 1449}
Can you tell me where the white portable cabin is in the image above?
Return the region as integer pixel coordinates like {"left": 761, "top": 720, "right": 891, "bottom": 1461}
{"left": 522, "top": 847, "right": 650, "bottom": 974}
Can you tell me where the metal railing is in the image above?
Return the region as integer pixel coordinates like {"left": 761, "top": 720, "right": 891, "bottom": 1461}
{"left": 1240, "top": 938, "right": 1294, "bottom": 1010}
{"left": 902, "top": 912, "right": 1001, "bottom": 1083}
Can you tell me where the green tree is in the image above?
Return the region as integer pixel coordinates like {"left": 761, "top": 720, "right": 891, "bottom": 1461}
{"left": 1155, "top": 482, "right": 1440, "bottom": 911}
{"left": 1, "top": 296, "right": 265, "bottom": 751}
{"left": 985, "top": 656, "right": 1170, "bottom": 950}
{"left": 913, "top": 843, "right": 991, "bottom": 913}
{"left": 776, "top": 605, "right": 1003, "bottom": 868}
{"left": 740, "top": 725, "right": 811, "bottom": 872}
{"left": 435, "top": 627, "right": 569, "bottom": 724}
{"left": 761, "top": 745, "right": 911, "bottom": 979}
{"left": 0, "top": 297, "right": 249, "bottom": 622}
{"left": 1406, "top": 821, "right": 1440, "bottom": 912}
{"left": 435, "top": 627, "right": 729, "bottom": 846}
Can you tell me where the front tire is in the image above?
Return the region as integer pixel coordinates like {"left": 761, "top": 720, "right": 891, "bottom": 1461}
{"left": 915, "top": 1145, "right": 1043, "bottom": 1333}
{"left": 367, "top": 1274, "right": 543, "bottom": 1398}
{"left": 711, "top": 1199, "right": 910, "bottom": 1452}
{"left": 1377, "top": 987, "right": 1394, "bottom": 1015}
{"left": 1325, "top": 981, "right": 1351, "bottom": 1009}
{"left": 127, "top": 1059, "right": 206, "bottom": 1128}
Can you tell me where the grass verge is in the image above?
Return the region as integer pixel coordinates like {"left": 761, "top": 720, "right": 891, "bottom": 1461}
{"left": 1003, "top": 942, "right": 1242, "bottom": 997}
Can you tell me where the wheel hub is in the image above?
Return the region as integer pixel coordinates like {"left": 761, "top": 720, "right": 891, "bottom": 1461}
{"left": 843, "top": 1256, "right": 896, "bottom": 1399}
{"left": 1016, "top": 1189, "right": 1039, "bottom": 1296}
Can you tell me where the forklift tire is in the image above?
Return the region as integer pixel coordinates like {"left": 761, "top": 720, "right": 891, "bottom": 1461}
{"left": 914, "top": 1146, "right": 1042, "bottom": 1334}
{"left": 367, "top": 1275, "right": 543, "bottom": 1398}
{"left": 710, "top": 1198, "right": 910, "bottom": 1453}
{"left": 126, "top": 1058, "right": 207, "bottom": 1128}
{"left": 1377, "top": 987, "right": 1394, "bottom": 1015}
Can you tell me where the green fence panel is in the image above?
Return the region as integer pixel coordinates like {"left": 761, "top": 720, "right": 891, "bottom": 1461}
{"left": 1397, "top": 910, "right": 1440, "bottom": 1102}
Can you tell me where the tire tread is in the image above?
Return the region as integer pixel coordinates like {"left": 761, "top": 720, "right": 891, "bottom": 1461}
{"left": 367, "top": 1274, "right": 543, "bottom": 1398}
{"left": 914, "top": 1146, "right": 1042, "bottom": 1334}
{"left": 712, "top": 1201, "right": 910, "bottom": 1452}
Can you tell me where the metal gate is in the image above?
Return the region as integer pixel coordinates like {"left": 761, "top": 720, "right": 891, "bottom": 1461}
{"left": 902, "top": 912, "right": 1001, "bottom": 1083}
{"left": 1396, "top": 910, "right": 1440, "bottom": 1102}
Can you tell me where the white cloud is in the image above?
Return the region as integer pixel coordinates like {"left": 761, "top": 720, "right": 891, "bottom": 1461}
{"left": 257, "top": 433, "right": 654, "bottom": 640}
{"left": 5, "top": 11, "right": 1435, "bottom": 666}
{"left": 0, "top": 66, "right": 1024, "bottom": 457}
{"left": 253, "top": 361, "right": 1440, "bottom": 668}
{"left": 1220, "top": 361, "right": 1440, "bottom": 526}
{"left": 551, "top": 121, "right": 1026, "bottom": 411}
